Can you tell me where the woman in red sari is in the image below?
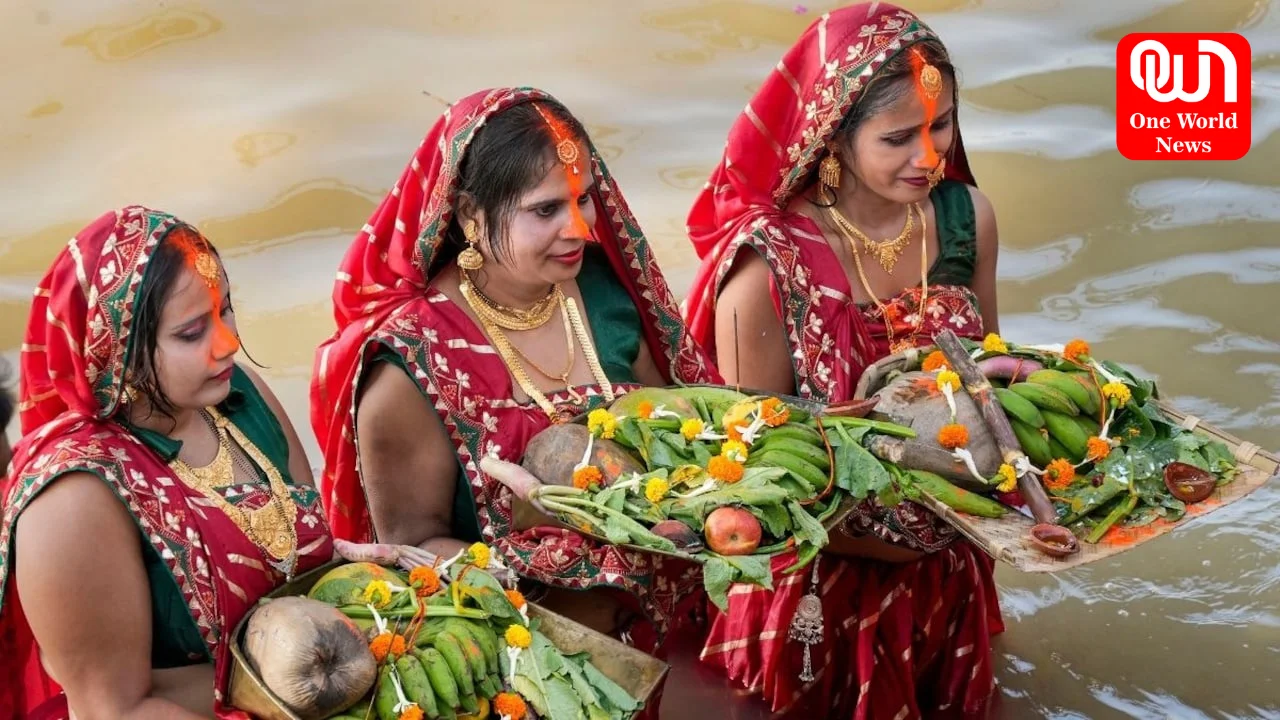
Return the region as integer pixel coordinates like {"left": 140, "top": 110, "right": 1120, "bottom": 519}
{"left": 0, "top": 207, "right": 336, "bottom": 719}
{"left": 683, "top": 4, "right": 1004, "bottom": 718}
{"left": 310, "top": 88, "right": 719, "bottom": 661}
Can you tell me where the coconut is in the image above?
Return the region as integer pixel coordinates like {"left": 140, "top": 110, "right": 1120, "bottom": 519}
{"left": 241, "top": 596, "right": 377, "bottom": 720}
{"left": 516, "top": 422, "right": 645, "bottom": 530}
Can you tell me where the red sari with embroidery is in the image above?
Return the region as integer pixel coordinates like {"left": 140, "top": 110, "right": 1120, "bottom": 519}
{"left": 0, "top": 207, "right": 333, "bottom": 719}
{"left": 310, "top": 88, "right": 720, "bottom": 650}
{"left": 682, "top": 5, "right": 1003, "bottom": 718}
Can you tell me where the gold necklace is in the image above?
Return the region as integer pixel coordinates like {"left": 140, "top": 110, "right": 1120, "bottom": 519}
{"left": 827, "top": 199, "right": 930, "bottom": 355}
{"left": 460, "top": 270, "right": 560, "bottom": 331}
{"left": 826, "top": 198, "right": 919, "bottom": 274}
{"left": 503, "top": 299, "right": 577, "bottom": 385}
{"left": 169, "top": 408, "right": 299, "bottom": 580}
{"left": 463, "top": 290, "right": 614, "bottom": 420}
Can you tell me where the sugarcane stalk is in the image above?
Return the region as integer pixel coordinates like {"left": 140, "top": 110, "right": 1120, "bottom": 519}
{"left": 1085, "top": 493, "right": 1139, "bottom": 544}
{"left": 934, "top": 330, "right": 1059, "bottom": 527}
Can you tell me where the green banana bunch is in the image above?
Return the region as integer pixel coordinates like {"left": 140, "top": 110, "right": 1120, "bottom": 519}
{"left": 1009, "top": 381, "right": 1079, "bottom": 416}
{"left": 1043, "top": 410, "right": 1088, "bottom": 462}
{"left": 414, "top": 647, "right": 459, "bottom": 716}
{"left": 995, "top": 387, "right": 1044, "bottom": 429}
{"left": 740, "top": 421, "right": 830, "bottom": 495}
{"left": 397, "top": 654, "right": 443, "bottom": 719}
{"left": 1010, "top": 418, "right": 1054, "bottom": 467}
{"left": 1026, "top": 369, "right": 1099, "bottom": 415}
{"left": 432, "top": 631, "right": 476, "bottom": 706}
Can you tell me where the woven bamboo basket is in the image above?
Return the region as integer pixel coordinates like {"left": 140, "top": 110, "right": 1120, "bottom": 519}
{"left": 853, "top": 348, "right": 1279, "bottom": 573}
{"left": 227, "top": 561, "right": 669, "bottom": 719}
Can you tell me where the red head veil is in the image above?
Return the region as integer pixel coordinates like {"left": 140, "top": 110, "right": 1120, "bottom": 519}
{"left": 683, "top": 3, "right": 974, "bottom": 363}
{"left": 311, "top": 87, "right": 716, "bottom": 542}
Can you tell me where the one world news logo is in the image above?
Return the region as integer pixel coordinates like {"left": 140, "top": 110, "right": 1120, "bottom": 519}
{"left": 1117, "top": 33, "right": 1252, "bottom": 160}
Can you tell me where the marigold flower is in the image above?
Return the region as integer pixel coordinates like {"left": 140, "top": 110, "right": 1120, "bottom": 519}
{"left": 587, "top": 409, "right": 617, "bottom": 439}
{"left": 644, "top": 477, "right": 670, "bottom": 503}
{"left": 671, "top": 465, "right": 703, "bottom": 486}
{"left": 1063, "top": 339, "right": 1090, "bottom": 362}
{"left": 982, "top": 333, "right": 1008, "bottom": 353}
{"left": 680, "top": 418, "right": 705, "bottom": 441}
{"left": 468, "top": 542, "right": 491, "bottom": 569}
{"left": 362, "top": 580, "right": 394, "bottom": 608}
{"left": 636, "top": 400, "right": 655, "bottom": 419}
{"left": 720, "top": 440, "right": 749, "bottom": 463}
{"left": 937, "top": 423, "right": 969, "bottom": 449}
{"left": 922, "top": 350, "right": 949, "bottom": 372}
{"left": 400, "top": 706, "right": 423, "bottom": 720}
{"left": 935, "top": 369, "right": 961, "bottom": 393}
{"left": 494, "top": 693, "right": 528, "bottom": 720}
{"left": 1043, "top": 459, "right": 1076, "bottom": 490}
{"left": 505, "top": 589, "right": 527, "bottom": 610}
{"left": 708, "top": 455, "right": 745, "bottom": 483}
{"left": 572, "top": 465, "right": 602, "bottom": 489}
{"left": 995, "top": 463, "right": 1018, "bottom": 493}
{"left": 504, "top": 624, "right": 532, "bottom": 649}
{"left": 725, "top": 423, "right": 745, "bottom": 442}
{"left": 369, "top": 631, "right": 407, "bottom": 663}
{"left": 409, "top": 566, "right": 440, "bottom": 597}
{"left": 1101, "top": 381, "right": 1132, "bottom": 407}
{"left": 1086, "top": 436, "right": 1111, "bottom": 462}
{"left": 759, "top": 397, "right": 790, "bottom": 427}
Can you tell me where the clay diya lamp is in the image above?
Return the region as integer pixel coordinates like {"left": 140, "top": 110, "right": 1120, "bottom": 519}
{"left": 1028, "top": 523, "right": 1079, "bottom": 558}
{"left": 1163, "top": 461, "right": 1216, "bottom": 504}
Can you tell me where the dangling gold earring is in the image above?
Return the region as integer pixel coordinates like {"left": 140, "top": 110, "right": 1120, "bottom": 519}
{"left": 457, "top": 221, "right": 484, "bottom": 272}
{"left": 122, "top": 377, "right": 139, "bottom": 404}
{"left": 819, "top": 152, "right": 842, "bottom": 192}
{"left": 926, "top": 158, "right": 946, "bottom": 189}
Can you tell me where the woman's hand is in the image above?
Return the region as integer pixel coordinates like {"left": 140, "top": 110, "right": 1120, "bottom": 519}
{"left": 331, "top": 538, "right": 443, "bottom": 572}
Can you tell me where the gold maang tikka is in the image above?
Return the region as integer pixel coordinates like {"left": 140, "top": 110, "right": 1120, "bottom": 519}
{"left": 194, "top": 250, "right": 220, "bottom": 289}
{"left": 919, "top": 62, "right": 943, "bottom": 102}
{"left": 532, "top": 104, "right": 581, "bottom": 175}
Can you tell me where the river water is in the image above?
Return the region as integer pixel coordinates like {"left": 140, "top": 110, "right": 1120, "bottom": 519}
{"left": 2, "top": 0, "right": 1278, "bottom": 717}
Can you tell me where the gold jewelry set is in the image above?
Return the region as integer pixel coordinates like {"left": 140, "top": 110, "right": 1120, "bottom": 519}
{"left": 455, "top": 195, "right": 613, "bottom": 422}
{"left": 169, "top": 407, "right": 299, "bottom": 580}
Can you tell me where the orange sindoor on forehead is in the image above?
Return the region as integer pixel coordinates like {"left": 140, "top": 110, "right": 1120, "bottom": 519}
{"left": 908, "top": 47, "right": 943, "bottom": 168}
{"left": 533, "top": 104, "right": 592, "bottom": 238}
{"left": 173, "top": 231, "right": 241, "bottom": 360}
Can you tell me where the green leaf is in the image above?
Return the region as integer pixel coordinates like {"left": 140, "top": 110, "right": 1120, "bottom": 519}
{"left": 721, "top": 553, "right": 772, "bottom": 590}
{"left": 704, "top": 556, "right": 736, "bottom": 611}
{"left": 786, "top": 499, "right": 829, "bottom": 549}
{"left": 581, "top": 658, "right": 641, "bottom": 714}
{"left": 602, "top": 513, "right": 633, "bottom": 544}
{"left": 455, "top": 568, "right": 520, "bottom": 622}
{"left": 647, "top": 434, "right": 682, "bottom": 470}
{"left": 691, "top": 442, "right": 713, "bottom": 466}
{"left": 543, "top": 675, "right": 587, "bottom": 720}
{"left": 613, "top": 417, "right": 644, "bottom": 453}
{"left": 595, "top": 486, "right": 628, "bottom": 513}
{"left": 560, "top": 654, "right": 601, "bottom": 709}
{"left": 750, "top": 503, "right": 792, "bottom": 538}
{"left": 834, "top": 440, "right": 891, "bottom": 500}
{"left": 782, "top": 541, "right": 821, "bottom": 574}
{"left": 514, "top": 675, "right": 551, "bottom": 718}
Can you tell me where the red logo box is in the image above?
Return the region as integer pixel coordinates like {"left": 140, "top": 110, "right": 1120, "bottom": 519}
{"left": 1117, "top": 33, "right": 1251, "bottom": 161}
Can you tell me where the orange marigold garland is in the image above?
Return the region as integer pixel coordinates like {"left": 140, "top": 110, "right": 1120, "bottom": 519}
{"left": 636, "top": 400, "right": 655, "bottom": 419}
{"left": 922, "top": 350, "right": 949, "bottom": 372}
{"left": 708, "top": 455, "right": 745, "bottom": 483}
{"left": 494, "top": 692, "right": 528, "bottom": 720}
{"left": 937, "top": 423, "right": 969, "bottom": 450}
{"left": 400, "top": 706, "right": 424, "bottom": 720}
{"left": 1086, "top": 436, "right": 1111, "bottom": 462}
{"left": 409, "top": 566, "right": 441, "bottom": 597}
{"left": 1043, "top": 459, "right": 1076, "bottom": 490}
{"left": 759, "top": 397, "right": 790, "bottom": 427}
{"left": 1063, "top": 339, "right": 1090, "bottom": 362}
{"left": 505, "top": 589, "right": 527, "bottom": 610}
{"left": 370, "top": 631, "right": 407, "bottom": 663}
{"left": 572, "top": 465, "right": 602, "bottom": 489}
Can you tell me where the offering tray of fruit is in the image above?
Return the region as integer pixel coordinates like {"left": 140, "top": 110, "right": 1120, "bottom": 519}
{"left": 229, "top": 555, "right": 665, "bottom": 720}
{"left": 505, "top": 385, "right": 914, "bottom": 609}
{"left": 853, "top": 330, "right": 1278, "bottom": 572}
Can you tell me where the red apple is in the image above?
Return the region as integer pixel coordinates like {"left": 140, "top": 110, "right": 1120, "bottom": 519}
{"left": 704, "top": 506, "right": 763, "bottom": 556}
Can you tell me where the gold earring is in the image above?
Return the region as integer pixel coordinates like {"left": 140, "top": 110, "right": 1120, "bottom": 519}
{"left": 457, "top": 221, "right": 484, "bottom": 272}
{"left": 122, "top": 383, "right": 139, "bottom": 404}
{"left": 926, "top": 158, "right": 946, "bottom": 189}
{"left": 819, "top": 153, "right": 842, "bottom": 191}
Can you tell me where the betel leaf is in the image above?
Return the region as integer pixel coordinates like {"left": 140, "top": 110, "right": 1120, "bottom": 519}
{"left": 560, "top": 653, "right": 600, "bottom": 708}
{"left": 721, "top": 553, "right": 772, "bottom": 589}
{"left": 581, "top": 657, "right": 641, "bottom": 714}
{"left": 543, "top": 676, "right": 587, "bottom": 720}
{"left": 750, "top": 502, "right": 793, "bottom": 538}
{"left": 613, "top": 417, "right": 644, "bottom": 453}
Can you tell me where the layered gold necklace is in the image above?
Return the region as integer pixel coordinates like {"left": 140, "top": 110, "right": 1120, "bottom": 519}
{"left": 826, "top": 199, "right": 920, "bottom": 274}
{"left": 823, "top": 189, "right": 931, "bottom": 354}
{"left": 169, "top": 407, "right": 299, "bottom": 580}
{"left": 460, "top": 270, "right": 614, "bottom": 420}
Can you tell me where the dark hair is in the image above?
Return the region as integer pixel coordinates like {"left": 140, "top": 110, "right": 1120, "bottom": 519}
{"left": 808, "top": 39, "right": 957, "bottom": 204}
{"left": 441, "top": 99, "right": 588, "bottom": 269}
{"left": 0, "top": 357, "right": 13, "bottom": 432}
{"left": 124, "top": 226, "right": 260, "bottom": 423}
